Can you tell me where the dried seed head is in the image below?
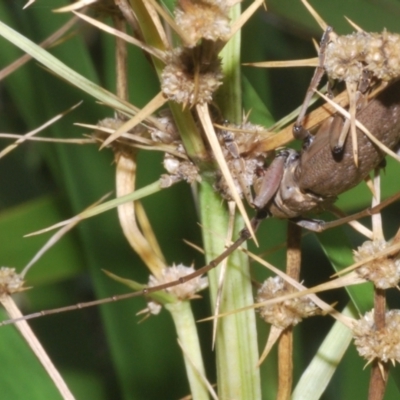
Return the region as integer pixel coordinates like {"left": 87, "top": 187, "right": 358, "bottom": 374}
{"left": 150, "top": 113, "right": 180, "bottom": 144}
{"left": 214, "top": 123, "right": 269, "bottom": 201}
{"left": 256, "top": 276, "right": 320, "bottom": 329}
{"left": 96, "top": 115, "right": 180, "bottom": 155}
{"left": 159, "top": 137, "right": 200, "bottom": 188}
{"left": 0, "top": 267, "right": 25, "bottom": 296}
{"left": 354, "top": 239, "right": 400, "bottom": 289}
{"left": 97, "top": 115, "right": 200, "bottom": 188}
{"left": 97, "top": 117, "right": 125, "bottom": 131}
{"left": 161, "top": 153, "right": 200, "bottom": 188}
{"left": 353, "top": 310, "right": 400, "bottom": 364}
{"left": 148, "top": 264, "right": 208, "bottom": 300}
{"left": 161, "top": 47, "right": 223, "bottom": 105}
{"left": 94, "top": 117, "right": 146, "bottom": 156}
{"left": 325, "top": 31, "right": 400, "bottom": 83}
{"left": 145, "top": 301, "right": 162, "bottom": 316}
{"left": 175, "top": 0, "right": 233, "bottom": 47}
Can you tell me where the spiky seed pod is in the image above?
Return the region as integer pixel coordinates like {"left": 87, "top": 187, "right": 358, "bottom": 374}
{"left": 256, "top": 276, "right": 320, "bottom": 330}
{"left": 96, "top": 117, "right": 125, "bottom": 132}
{"left": 353, "top": 310, "right": 400, "bottom": 364}
{"left": 364, "top": 32, "right": 400, "bottom": 80}
{"left": 354, "top": 239, "right": 400, "bottom": 289}
{"left": 148, "top": 264, "right": 208, "bottom": 301}
{"left": 0, "top": 267, "right": 25, "bottom": 296}
{"left": 150, "top": 114, "right": 180, "bottom": 144}
{"left": 325, "top": 31, "right": 400, "bottom": 83}
{"left": 213, "top": 123, "right": 269, "bottom": 201}
{"left": 94, "top": 117, "right": 146, "bottom": 156}
{"left": 161, "top": 153, "right": 200, "bottom": 187}
{"left": 161, "top": 47, "right": 223, "bottom": 106}
{"left": 175, "top": 0, "right": 232, "bottom": 47}
{"left": 214, "top": 156, "right": 264, "bottom": 201}
{"left": 97, "top": 115, "right": 200, "bottom": 188}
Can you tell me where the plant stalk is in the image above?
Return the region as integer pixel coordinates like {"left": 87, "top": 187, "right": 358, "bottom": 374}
{"left": 166, "top": 300, "right": 211, "bottom": 400}
{"left": 200, "top": 180, "right": 261, "bottom": 400}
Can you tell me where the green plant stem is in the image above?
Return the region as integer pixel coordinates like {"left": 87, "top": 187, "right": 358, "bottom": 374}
{"left": 165, "top": 301, "right": 210, "bottom": 400}
{"left": 216, "top": 21, "right": 241, "bottom": 123}
{"left": 199, "top": 180, "right": 261, "bottom": 400}
{"left": 197, "top": 3, "right": 261, "bottom": 399}
{"left": 169, "top": 103, "right": 209, "bottom": 164}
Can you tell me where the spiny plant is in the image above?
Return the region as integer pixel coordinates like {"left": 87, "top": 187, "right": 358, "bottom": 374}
{"left": 1, "top": 1, "right": 400, "bottom": 400}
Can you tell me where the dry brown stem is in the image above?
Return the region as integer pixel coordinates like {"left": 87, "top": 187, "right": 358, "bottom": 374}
{"left": 276, "top": 222, "right": 302, "bottom": 400}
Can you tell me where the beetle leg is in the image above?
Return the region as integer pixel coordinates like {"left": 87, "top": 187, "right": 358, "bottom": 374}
{"left": 329, "top": 75, "right": 369, "bottom": 158}
{"left": 252, "top": 150, "right": 289, "bottom": 211}
{"left": 293, "top": 26, "right": 333, "bottom": 140}
{"left": 291, "top": 191, "right": 400, "bottom": 233}
{"left": 328, "top": 113, "right": 347, "bottom": 154}
{"left": 289, "top": 217, "right": 325, "bottom": 232}
{"left": 332, "top": 82, "right": 359, "bottom": 165}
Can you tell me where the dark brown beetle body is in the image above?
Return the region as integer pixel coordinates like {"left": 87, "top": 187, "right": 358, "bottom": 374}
{"left": 298, "top": 80, "right": 400, "bottom": 196}
{"left": 258, "top": 80, "right": 400, "bottom": 221}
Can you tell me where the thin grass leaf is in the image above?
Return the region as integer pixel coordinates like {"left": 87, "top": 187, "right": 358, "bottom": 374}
{"left": 0, "top": 20, "right": 137, "bottom": 116}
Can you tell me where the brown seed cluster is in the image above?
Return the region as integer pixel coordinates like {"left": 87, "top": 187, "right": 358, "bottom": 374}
{"left": 256, "top": 276, "right": 320, "bottom": 330}
{"left": 353, "top": 310, "right": 400, "bottom": 364}
{"left": 354, "top": 239, "right": 400, "bottom": 289}
{"left": 159, "top": 121, "right": 271, "bottom": 194}
{"left": 175, "top": 0, "right": 234, "bottom": 47}
{"left": 161, "top": 151, "right": 200, "bottom": 187}
{"left": 161, "top": 0, "right": 238, "bottom": 106}
{"left": 161, "top": 47, "right": 223, "bottom": 106}
{"left": 0, "top": 267, "right": 25, "bottom": 296}
{"left": 325, "top": 31, "right": 400, "bottom": 83}
{"left": 94, "top": 116, "right": 201, "bottom": 188}
{"left": 150, "top": 113, "right": 181, "bottom": 144}
{"left": 148, "top": 264, "right": 208, "bottom": 300}
{"left": 94, "top": 117, "right": 146, "bottom": 156}
{"left": 214, "top": 122, "right": 270, "bottom": 201}
{"left": 153, "top": 113, "right": 201, "bottom": 187}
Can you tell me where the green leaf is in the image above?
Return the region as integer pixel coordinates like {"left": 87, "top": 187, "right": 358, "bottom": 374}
{"left": 0, "top": 196, "right": 84, "bottom": 286}
{"left": 317, "top": 228, "right": 374, "bottom": 313}
{"left": 0, "top": 308, "right": 66, "bottom": 400}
